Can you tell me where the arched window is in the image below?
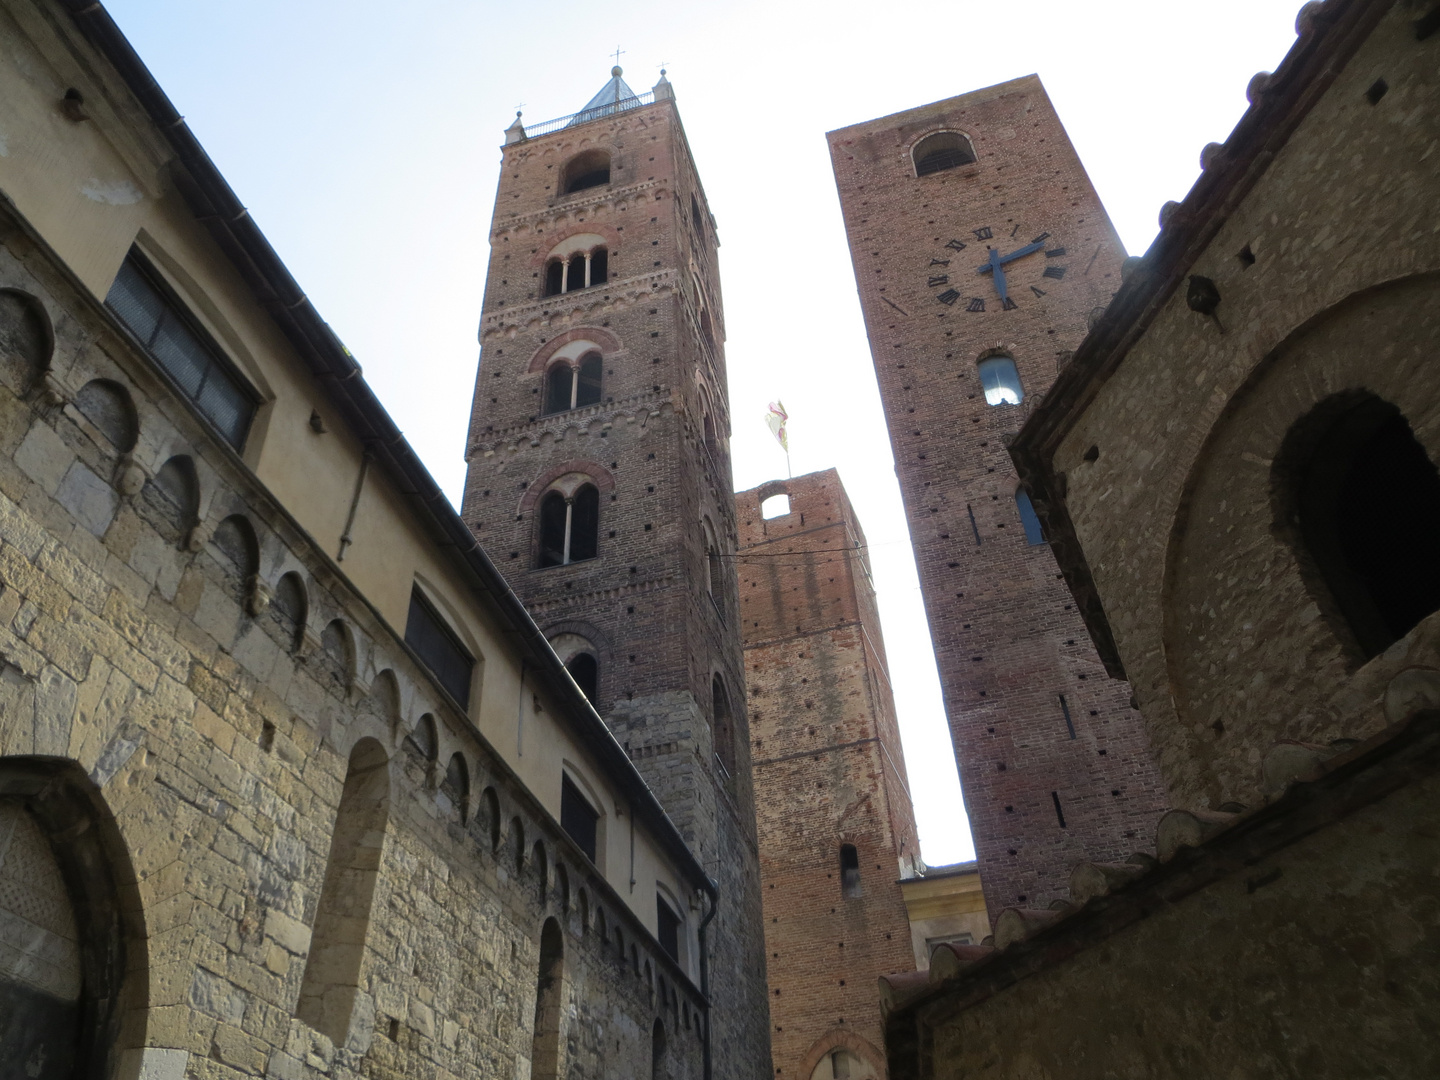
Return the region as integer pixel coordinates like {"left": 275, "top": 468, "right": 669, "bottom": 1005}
{"left": 704, "top": 519, "right": 725, "bottom": 618}
{"left": 912, "top": 131, "right": 977, "bottom": 177}
{"left": 1016, "top": 489, "right": 1046, "bottom": 546}
{"left": 691, "top": 192, "right": 706, "bottom": 237}
{"left": 407, "top": 713, "right": 438, "bottom": 763}
{"left": 297, "top": 738, "right": 389, "bottom": 1042}
{"left": 566, "top": 652, "right": 599, "bottom": 703}
{"left": 839, "top": 843, "right": 862, "bottom": 898}
{"left": 544, "top": 353, "right": 603, "bottom": 415}
{"left": 1278, "top": 394, "right": 1440, "bottom": 658}
{"left": 978, "top": 354, "right": 1024, "bottom": 406}
{"left": 531, "top": 918, "right": 564, "bottom": 1080}
{"left": 209, "top": 515, "right": 259, "bottom": 606}
{"left": 711, "top": 675, "right": 736, "bottom": 783}
{"left": 761, "top": 493, "right": 790, "bottom": 519}
{"left": 544, "top": 249, "right": 608, "bottom": 296}
{"left": 562, "top": 149, "right": 611, "bottom": 194}
{"left": 538, "top": 483, "right": 600, "bottom": 567}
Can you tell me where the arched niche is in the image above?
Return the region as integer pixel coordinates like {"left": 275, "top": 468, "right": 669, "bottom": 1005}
{"left": 0, "top": 288, "right": 53, "bottom": 395}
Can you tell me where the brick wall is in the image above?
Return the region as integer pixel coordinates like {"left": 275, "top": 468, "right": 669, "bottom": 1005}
{"left": 826, "top": 78, "right": 1168, "bottom": 913}
{"left": 459, "top": 91, "right": 772, "bottom": 1079}
{"left": 738, "top": 470, "right": 919, "bottom": 1078}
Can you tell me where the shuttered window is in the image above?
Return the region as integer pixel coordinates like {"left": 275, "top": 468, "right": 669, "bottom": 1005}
{"left": 404, "top": 588, "right": 473, "bottom": 709}
{"left": 105, "top": 250, "right": 256, "bottom": 449}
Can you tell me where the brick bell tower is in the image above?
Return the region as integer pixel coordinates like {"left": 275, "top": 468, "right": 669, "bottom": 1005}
{"left": 827, "top": 77, "right": 1168, "bottom": 915}
{"left": 460, "top": 67, "right": 772, "bottom": 1078}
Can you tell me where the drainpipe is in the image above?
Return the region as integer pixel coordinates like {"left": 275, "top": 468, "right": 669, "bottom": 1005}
{"left": 698, "top": 877, "right": 719, "bottom": 1080}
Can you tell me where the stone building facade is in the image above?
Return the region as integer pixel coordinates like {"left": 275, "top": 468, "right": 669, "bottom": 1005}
{"left": 458, "top": 70, "right": 772, "bottom": 1080}
{"left": 735, "top": 470, "right": 921, "bottom": 1080}
{"left": 879, "top": 1, "right": 1440, "bottom": 1075}
{"left": 0, "top": 4, "right": 731, "bottom": 1079}
{"left": 826, "top": 79, "right": 1168, "bottom": 913}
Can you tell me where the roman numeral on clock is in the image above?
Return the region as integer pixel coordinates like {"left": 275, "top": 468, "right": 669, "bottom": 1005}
{"left": 966, "top": 297, "right": 986, "bottom": 312}
{"left": 929, "top": 259, "right": 951, "bottom": 267}
{"left": 928, "top": 275, "right": 950, "bottom": 287}
{"left": 936, "top": 289, "right": 961, "bottom": 306}
{"left": 1031, "top": 232, "right": 1050, "bottom": 245}
{"left": 1002, "top": 297, "right": 1019, "bottom": 310}
{"left": 1045, "top": 247, "right": 1066, "bottom": 258}
{"left": 1030, "top": 285, "right": 1047, "bottom": 298}
{"left": 972, "top": 226, "right": 993, "bottom": 240}
{"left": 1043, "top": 265, "right": 1067, "bottom": 280}
{"left": 945, "top": 239, "right": 968, "bottom": 251}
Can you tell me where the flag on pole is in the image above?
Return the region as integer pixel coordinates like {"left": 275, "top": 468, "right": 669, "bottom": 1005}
{"left": 765, "top": 400, "right": 789, "bottom": 453}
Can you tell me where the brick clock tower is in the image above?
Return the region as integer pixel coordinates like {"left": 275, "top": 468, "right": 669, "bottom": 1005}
{"left": 460, "top": 69, "right": 771, "bottom": 1078}
{"left": 827, "top": 76, "right": 1168, "bottom": 914}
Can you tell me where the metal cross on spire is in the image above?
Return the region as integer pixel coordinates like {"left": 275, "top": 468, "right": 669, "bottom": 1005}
{"left": 611, "top": 46, "right": 625, "bottom": 68}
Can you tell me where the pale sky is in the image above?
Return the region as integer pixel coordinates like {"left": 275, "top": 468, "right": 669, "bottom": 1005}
{"left": 105, "top": 0, "right": 1307, "bottom": 866}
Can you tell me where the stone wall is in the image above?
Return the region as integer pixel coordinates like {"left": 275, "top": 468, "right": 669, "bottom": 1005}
{"left": 0, "top": 203, "right": 704, "bottom": 1080}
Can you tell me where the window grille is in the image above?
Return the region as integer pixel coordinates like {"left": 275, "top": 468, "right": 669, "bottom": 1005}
{"left": 404, "top": 588, "right": 474, "bottom": 708}
{"left": 106, "top": 251, "right": 256, "bottom": 449}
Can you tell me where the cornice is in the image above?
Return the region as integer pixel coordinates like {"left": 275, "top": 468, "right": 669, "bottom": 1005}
{"left": 481, "top": 269, "right": 679, "bottom": 341}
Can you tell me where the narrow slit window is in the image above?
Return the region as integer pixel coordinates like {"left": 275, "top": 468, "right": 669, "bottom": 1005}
{"left": 404, "top": 588, "right": 474, "bottom": 708}
{"left": 840, "top": 843, "right": 861, "bottom": 898}
{"left": 105, "top": 250, "right": 256, "bottom": 448}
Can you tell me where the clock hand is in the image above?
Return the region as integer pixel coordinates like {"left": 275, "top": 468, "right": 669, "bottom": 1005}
{"left": 975, "top": 240, "right": 1047, "bottom": 274}
{"left": 987, "top": 247, "right": 1009, "bottom": 302}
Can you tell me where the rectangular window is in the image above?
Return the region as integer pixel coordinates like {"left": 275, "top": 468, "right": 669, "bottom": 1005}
{"left": 560, "top": 774, "right": 599, "bottom": 864}
{"left": 105, "top": 250, "right": 256, "bottom": 449}
{"left": 404, "top": 588, "right": 473, "bottom": 709}
{"left": 656, "top": 895, "right": 680, "bottom": 962}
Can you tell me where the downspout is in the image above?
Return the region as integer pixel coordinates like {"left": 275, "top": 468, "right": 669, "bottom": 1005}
{"left": 698, "top": 877, "right": 719, "bottom": 1080}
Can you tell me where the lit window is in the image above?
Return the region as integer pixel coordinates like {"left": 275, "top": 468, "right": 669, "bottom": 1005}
{"left": 538, "top": 484, "right": 600, "bottom": 567}
{"left": 761, "top": 493, "right": 790, "bottom": 519}
{"left": 106, "top": 250, "right": 256, "bottom": 448}
{"left": 978, "top": 355, "right": 1023, "bottom": 406}
{"left": 1016, "top": 489, "right": 1046, "bottom": 545}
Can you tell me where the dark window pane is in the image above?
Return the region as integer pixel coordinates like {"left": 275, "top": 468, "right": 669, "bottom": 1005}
{"left": 840, "top": 843, "right": 861, "bottom": 898}
{"left": 567, "top": 653, "right": 598, "bottom": 703}
{"left": 590, "top": 249, "right": 608, "bottom": 285}
{"left": 538, "top": 492, "right": 568, "bottom": 567}
{"left": 656, "top": 896, "right": 680, "bottom": 962}
{"left": 544, "top": 365, "right": 572, "bottom": 414}
{"left": 105, "top": 251, "right": 255, "bottom": 449}
{"left": 569, "top": 253, "right": 587, "bottom": 289}
{"left": 560, "top": 774, "right": 598, "bottom": 864}
{"left": 575, "top": 354, "right": 602, "bottom": 407}
{"left": 569, "top": 485, "right": 599, "bottom": 562}
{"left": 545, "top": 260, "right": 564, "bottom": 297}
{"left": 404, "top": 589, "right": 474, "bottom": 708}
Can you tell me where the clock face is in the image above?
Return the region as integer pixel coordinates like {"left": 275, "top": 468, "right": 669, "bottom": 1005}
{"left": 925, "top": 225, "right": 1070, "bottom": 311}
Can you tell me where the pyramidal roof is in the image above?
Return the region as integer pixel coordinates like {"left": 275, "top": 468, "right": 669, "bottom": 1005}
{"left": 571, "top": 66, "right": 640, "bottom": 124}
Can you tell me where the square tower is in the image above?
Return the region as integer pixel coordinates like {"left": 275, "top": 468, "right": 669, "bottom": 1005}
{"left": 827, "top": 77, "right": 1169, "bottom": 914}
{"left": 460, "top": 69, "right": 771, "bottom": 1078}
{"left": 737, "top": 469, "right": 930, "bottom": 1079}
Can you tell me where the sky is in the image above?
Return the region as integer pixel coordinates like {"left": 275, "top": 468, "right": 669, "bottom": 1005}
{"left": 104, "top": 0, "right": 1307, "bottom": 866}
